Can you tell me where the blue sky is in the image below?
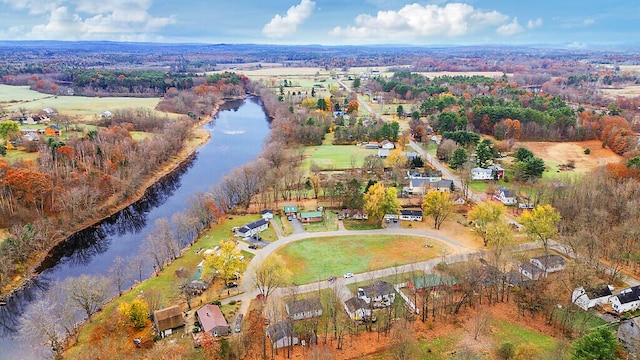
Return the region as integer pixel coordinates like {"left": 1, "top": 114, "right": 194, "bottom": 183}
{"left": 0, "top": 0, "right": 637, "bottom": 47}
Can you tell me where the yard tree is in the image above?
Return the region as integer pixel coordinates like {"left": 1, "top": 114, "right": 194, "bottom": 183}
{"left": 346, "top": 100, "right": 359, "bottom": 114}
{"left": 572, "top": 327, "right": 624, "bottom": 360}
{"left": 521, "top": 156, "right": 546, "bottom": 181}
{"left": 520, "top": 204, "right": 561, "bottom": 255}
{"left": 475, "top": 139, "right": 495, "bottom": 168}
{"left": 0, "top": 120, "right": 19, "bottom": 139}
{"left": 422, "top": 191, "right": 453, "bottom": 230}
{"left": 450, "top": 148, "right": 468, "bottom": 170}
{"left": 253, "top": 254, "right": 292, "bottom": 298}
{"left": 63, "top": 274, "right": 111, "bottom": 322}
{"left": 352, "top": 77, "right": 361, "bottom": 89}
{"left": 514, "top": 147, "right": 534, "bottom": 162}
{"left": 468, "top": 202, "right": 506, "bottom": 246}
{"left": 363, "top": 182, "right": 400, "bottom": 225}
{"left": 205, "top": 240, "right": 247, "bottom": 284}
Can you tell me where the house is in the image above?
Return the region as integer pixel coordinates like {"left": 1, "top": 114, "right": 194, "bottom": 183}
{"left": 427, "top": 179, "right": 453, "bottom": 192}
{"left": 530, "top": 255, "right": 566, "bottom": 274}
{"left": 23, "top": 132, "right": 40, "bottom": 142}
{"left": 283, "top": 205, "right": 298, "bottom": 217}
{"left": 153, "top": 305, "right": 185, "bottom": 337}
{"left": 493, "top": 186, "right": 517, "bottom": 205}
{"left": 610, "top": 286, "right": 640, "bottom": 314}
{"left": 572, "top": 284, "right": 614, "bottom": 311}
{"left": 400, "top": 209, "right": 423, "bottom": 221}
{"left": 471, "top": 165, "right": 504, "bottom": 180}
{"left": 404, "top": 151, "right": 419, "bottom": 161}
{"left": 344, "top": 297, "right": 372, "bottom": 321}
{"left": 406, "top": 274, "right": 460, "bottom": 293}
{"left": 299, "top": 211, "right": 323, "bottom": 223}
{"left": 407, "top": 169, "right": 442, "bottom": 182}
{"left": 357, "top": 280, "right": 396, "bottom": 308}
{"left": 377, "top": 148, "right": 390, "bottom": 158}
{"left": 267, "top": 321, "right": 299, "bottom": 349}
{"left": 618, "top": 317, "right": 640, "bottom": 355}
{"left": 285, "top": 298, "right": 323, "bottom": 320}
{"left": 44, "top": 125, "right": 62, "bottom": 137}
{"left": 380, "top": 140, "right": 395, "bottom": 149}
{"left": 518, "top": 262, "right": 543, "bottom": 280}
{"left": 236, "top": 218, "right": 269, "bottom": 238}
{"left": 196, "top": 304, "right": 230, "bottom": 337}
{"left": 261, "top": 209, "right": 274, "bottom": 221}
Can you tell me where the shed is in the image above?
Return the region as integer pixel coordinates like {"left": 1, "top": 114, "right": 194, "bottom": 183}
{"left": 267, "top": 321, "right": 299, "bottom": 349}
{"left": 153, "top": 305, "right": 185, "bottom": 337}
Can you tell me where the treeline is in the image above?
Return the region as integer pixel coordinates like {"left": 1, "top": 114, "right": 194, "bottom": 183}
{"left": 0, "top": 112, "right": 194, "bottom": 291}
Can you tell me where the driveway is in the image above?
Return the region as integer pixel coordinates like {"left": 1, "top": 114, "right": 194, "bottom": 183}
{"left": 288, "top": 217, "right": 306, "bottom": 234}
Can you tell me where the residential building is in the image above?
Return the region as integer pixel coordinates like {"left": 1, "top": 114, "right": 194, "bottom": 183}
{"left": 471, "top": 164, "right": 504, "bottom": 180}
{"left": 493, "top": 186, "right": 517, "bottom": 205}
{"left": 153, "top": 305, "right": 185, "bottom": 337}
{"left": 285, "top": 298, "right": 323, "bottom": 320}
{"left": 261, "top": 209, "right": 274, "bottom": 221}
{"left": 518, "top": 262, "right": 543, "bottom": 280}
{"left": 610, "top": 286, "right": 640, "bottom": 314}
{"left": 380, "top": 140, "right": 395, "bottom": 149}
{"left": 343, "top": 297, "right": 372, "bottom": 321}
{"left": 377, "top": 148, "right": 390, "bottom": 158}
{"left": 236, "top": 218, "right": 269, "bottom": 238}
{"left": 283, "top": 205, "right": 298, "bottom": 217}
{"left": 427, "top": 179, "right": 453, "bottom": 192}
{"left": 572, "top": 284, "right": 614, "bottom": 311}
{"left": 357, "top": 280, "right": 396, "bottom": 308}
{"left": 400, "top": 209, "right": 423, "bottom": 221}
{"left": 299, "top": 211, "right": 323, "bottom": 223}
{"left": 267, "top": 321, "right": 299, "bottom": 349}
{"left": 196, "top": 304, "right": 229, "bottom": 337}
{"left": 530, "top": 255, "right": 566, "bottom": 274}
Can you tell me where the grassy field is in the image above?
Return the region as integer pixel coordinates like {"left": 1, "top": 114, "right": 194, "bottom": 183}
{"left": 301, "top": 132, "right": 377, "bottom": 172}
{"left": 302, "top": 211, "right": 339, "bottom": 232}
{"left": 0, "top": 85, "right": 169, "bottom": 119}
{"left": 276, "top": 235, "right": 447, "bottom": 284}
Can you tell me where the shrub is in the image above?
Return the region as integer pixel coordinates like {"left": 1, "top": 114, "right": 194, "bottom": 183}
{"left": 497, "top": 342, "right": 515, "bottom": 360}
{"left": 584, "top": 148, "right": 591, "bottom": 154}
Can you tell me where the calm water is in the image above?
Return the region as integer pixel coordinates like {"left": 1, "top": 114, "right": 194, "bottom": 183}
{"left": 0, "top": 96, "right": 271, "bottom": 359}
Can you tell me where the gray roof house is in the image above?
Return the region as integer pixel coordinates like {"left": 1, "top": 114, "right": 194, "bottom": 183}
{"left": 530, "top": 255, "right": 566, "bottom": 274}
{"left": 267, "top": 321, "right": 299, "bottom": 349}
{"left": 285, "top": 298, "right": 323, "bottom": 321}
{"left": 358, "top": 280, "right": 396, "bottom": 308}
{"left": 344, "top": 297, "right": 372, "bottom": 321}
{"left": 236, "top": 218, "right": 269, "bottom": 238}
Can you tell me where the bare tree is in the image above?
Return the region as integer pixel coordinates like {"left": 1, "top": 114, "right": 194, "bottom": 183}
{"left": 253, "top": 254, "right": 292, "bottom": 298}
{"left": 109, "top": 256, "right": 127, "bottom": 296}
{"left": 19, "top": 298, "right": 65, "bottom": 359}
{"left": 63, "top": 274, "right": 111, "bottom": 322}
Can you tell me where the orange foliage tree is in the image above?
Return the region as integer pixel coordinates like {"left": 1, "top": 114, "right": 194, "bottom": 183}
{"left": 600, "top": 115, "right": 632, "bottom": 155}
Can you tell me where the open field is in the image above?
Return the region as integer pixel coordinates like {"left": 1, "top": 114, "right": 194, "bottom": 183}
{"left": 0, "top": 84, "right": 168, "bottom": 119}
{"left": 521, "top": 140, "right": 621, "bottom": 174}
{"left": 301, "top": 133, "right": 377, "bottom": 172}
{"left": 601, "top": 84, "right": 640, "bottom": 99}
{"left": 276, "top": 235, "right": 448, "bottom": 284}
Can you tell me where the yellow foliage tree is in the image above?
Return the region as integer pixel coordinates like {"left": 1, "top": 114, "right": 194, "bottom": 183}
{"left": 364, "top": 182, "right": 400, "bottom": 225}
{"left": 468, "top": 202, "right": 506, "bottom": 246}
{"left": 519, "top": 204, "right": 561, "bottom": 254}
{"left": 205, "top": 240, "right": 247, "bottom": 283}
{"left": 422, "top": 191, "right": 453, "bottom": 229}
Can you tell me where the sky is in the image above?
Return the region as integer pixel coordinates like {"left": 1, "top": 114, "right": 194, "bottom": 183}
{"left": 0, "top": 0, "right": 638, "bottom": 47}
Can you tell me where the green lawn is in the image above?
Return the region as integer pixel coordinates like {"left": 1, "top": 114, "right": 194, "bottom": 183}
{"left": 492, "top": 319, "right": 558, "bottom": 354}
{"left": 300, "top": 133, "right": 377, "bottom": 173}
{"left": 342, "top": 219, "right": 381, "bottom": 230}
{"left": 302, "top": 212, "right": 338, "bottom": 232}
{"left": 276, "top": 235, "right": 444, "bottom": 284}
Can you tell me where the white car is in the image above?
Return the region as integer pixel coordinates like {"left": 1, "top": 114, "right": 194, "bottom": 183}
{"left": 344, "top": 273, "right": 354, "bottom": 279}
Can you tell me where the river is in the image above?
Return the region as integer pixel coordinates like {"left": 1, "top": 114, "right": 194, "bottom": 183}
{"left": 0, "top": 96, "right": 271, "bottom": 359}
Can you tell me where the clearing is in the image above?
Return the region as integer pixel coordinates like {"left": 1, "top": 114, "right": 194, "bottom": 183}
{"left": 518, "top": 140, "right": 621, "bottom": 173}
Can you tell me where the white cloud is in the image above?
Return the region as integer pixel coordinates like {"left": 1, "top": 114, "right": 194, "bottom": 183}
{"left": 329, "top": 3, "right": 508, "bottom": 41}
{"left": 583, "top": 18, "right": 595, "bottom": 26}
{"left": 527, "top": 18, "right": 542, "bottom": 29}
{"left": 262, "top": 0, "right": 316, "bottom": 38}
{"left": 3, "top": 0, "right": 175, "bottom": 41}
{"left": 496, "top": 17, "right": 524, "bottom": 36}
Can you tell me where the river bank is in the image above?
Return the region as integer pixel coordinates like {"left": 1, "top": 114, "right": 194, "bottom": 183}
{"left": 0, "top": 105, "right": 218, "bottom": 299}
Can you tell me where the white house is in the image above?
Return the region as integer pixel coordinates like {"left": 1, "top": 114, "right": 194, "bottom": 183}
{"left": 377, "top": 148, "right": 390, "bottom": 158}
{"left": 236, "top": 218, "right": 269, "bottom": 238}
{"left": 285, "top": 298, "right": 323, "bottom": 321}
{"left": 493, "top": 186, "right": 517, "bottom": 205}
{"left": 572, "top": 284, "right": 614, "bottom": 311}
{"left": 357, "top": 280, "right": 396, "bottom": 308}
{"left": 267, "top": 321, "right": 299, "bottom": 349}
{"left": 471, "top": 165, "right": 504, "bottom": 180}
{"left": 610, "top": 286, "right": 640, "bottom": 314}
{"left": 406, "top": 169, "right": 442, "bottom": 182}
{"left": 518, "top": 262, "right": 543, "bottom": 280}
{"left": 530, "top": 255, "right": 566, "bottom": 274}
{"left": 261, "top": 209, "right": 274, "bottom": 221}
{"left": 400, "top": 209, "right": 423, "bottom": 221}
{"left": 344, "top": 297, "right": 372, "bottom": 321}
{"left": 380, "top": 140, "right": 395, "bottom": 149}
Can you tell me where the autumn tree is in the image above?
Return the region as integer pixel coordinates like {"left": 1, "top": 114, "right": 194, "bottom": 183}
{"left": 363, "top": 182, "right": 400, "bottom": 225}
{"left": 346, "top": 100, "right": 359, "bottom": 114}
{"left": 119, "top": 298, "right": 150, "bottom": 329}
{"left": 63, "top": 274, "right": 111, "bottom": 322}
{"left": 520, "top": 204, "right": 561, "bottom": 255}
{"left": 253, "top": 254, "right": 292, "bottom": 298}
{"left": 422, "top": 191, "right": 453, "bottom": 229}
{"left": 205, "top": 240, "right": 247, "bottom": 284}
{"left": 468, "top": 202, "right": 506, "bottom": 246}
{"left": 0, "top": 120, "right": 19, "bottom": 139}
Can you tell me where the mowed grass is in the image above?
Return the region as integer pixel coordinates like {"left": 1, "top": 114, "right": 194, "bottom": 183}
{"left": 276, "top": 235, "right": 447, "bottom": 284}
{"left": 301, "top": 133, "right": 377, "bottom": 172}
{"left": 0, "top": 85, "right": 169, "bottom": 118}
{"left": 492, "top": 319, "right": 557, "bottom": 353}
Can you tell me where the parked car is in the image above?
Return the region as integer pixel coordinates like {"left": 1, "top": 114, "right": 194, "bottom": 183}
{"left": 338, "top": 215, "right": 343, "bottom": 220}
{"left": 235, "top": 314, "right": 244, "bottom": 333}
{"left": 327, "top": 276, "right": 336, "bottom": 283}
{"left": 248, "top": 244, "right": 258, "bottom": 250}
{"left": 344, "top": 273, "right": 354, "bottom": 279}
{"left": 226, "top": 282, "right": 238, "bottom": 288}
